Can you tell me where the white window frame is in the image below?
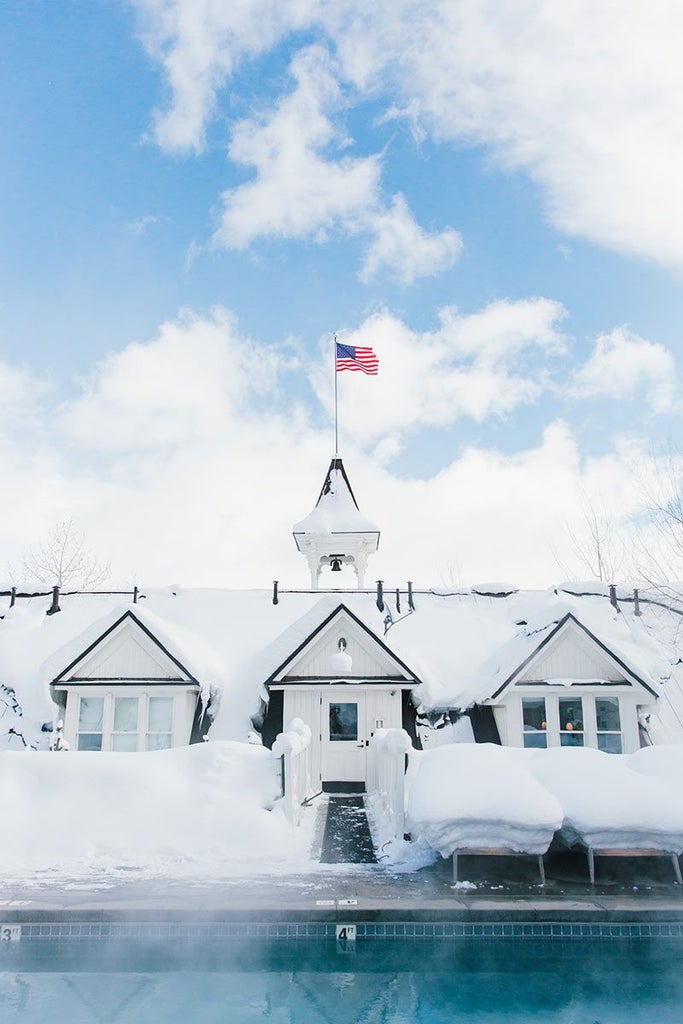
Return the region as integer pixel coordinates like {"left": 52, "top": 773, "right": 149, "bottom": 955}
{"left": 76, "top": 694, "right": 106, "bottom": 751}
{"left": 515, "top": 691, "right": 629, "bottom": 753}
{"left": 60, "top": 686, "right": 196, "bottom": 752}
{"left": 594, "top": 695, "right": 623, "bottom": 754}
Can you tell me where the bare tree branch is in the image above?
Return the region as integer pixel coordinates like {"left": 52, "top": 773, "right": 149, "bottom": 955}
{"left": 631, "top": 443, "right": 683, "bottom": 600}
{"left": 20, "top": 519, "right": 110, "bottom": 590}
{"left": 554, "top": 496, "right": 629, "bottom": 583}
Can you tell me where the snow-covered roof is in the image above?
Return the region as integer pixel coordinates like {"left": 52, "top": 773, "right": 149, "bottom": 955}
{"left": 1, "top": 583, "right": 682, "bottom": 750}
{"left": 293, "top": 458, "right": 379, "bottom": 539}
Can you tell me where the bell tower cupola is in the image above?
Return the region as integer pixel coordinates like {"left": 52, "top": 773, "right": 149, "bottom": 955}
{"left": 293, "top": 457, "right": 380, "bottom": 589}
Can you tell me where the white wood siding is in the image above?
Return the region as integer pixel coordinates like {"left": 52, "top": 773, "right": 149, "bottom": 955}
{"left": 71, "top": 623, "right": 189, "bottom": 680}
{"left": 280, "top": 615, "right": 408, "bottom": 680}
{"left": 282, "top": 689, "right": 322, "bottom": 788}
{"left": 517, "top": 625, "right": 628, "bottom": 683}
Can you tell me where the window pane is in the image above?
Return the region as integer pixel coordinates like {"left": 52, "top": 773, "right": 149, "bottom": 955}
{"left": 77, "top": 733, "right": 102, "bottom": 751}
{"left": 522, "top": 698, "right": 547, "bottom": 746}
{"left": 78, "top": 697, "right": 104, "bottom": 730}
{"left": 148, "top": 696, "right": 173, "bottom": 732}
{"left": 597, "top": 733, "right": 623, "bottom": 754}
{"left": 522, "top": 698, "right": 546, "bottom": 731}
{"left": 559, "top": 698, "right": 583, "bottom": 732}
{"left": 329, "top": 703, "right": 358, "bottom": 741}
{"left": 560, "top": 731, "right": 584, "bottom": 747}
{"left": 147, "top": 732, "right": 172, "bottom": 751}
{"left": 112, "top": 733, "right": 138, "bottom": 752}
{"left": 596, "top": 697, "right": 621, "bottom": 732}
{"left": 114, "top": 697, "right": 138, "bottom": 732}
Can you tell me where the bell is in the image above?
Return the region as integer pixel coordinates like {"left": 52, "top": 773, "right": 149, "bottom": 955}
{"left": 330, "top": 558, "right": 342, "bottom": 572}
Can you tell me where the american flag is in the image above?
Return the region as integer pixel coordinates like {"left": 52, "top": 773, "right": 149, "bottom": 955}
{"left": 336, "top": 342, "right": 379, "bottom": 375}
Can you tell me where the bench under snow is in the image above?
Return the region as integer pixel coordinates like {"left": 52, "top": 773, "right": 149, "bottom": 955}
{"left": 406, "top": 744, "right": 563, "bottom": 883}
{"left": 528, "top": 746, "right": 683, "bottom": 884}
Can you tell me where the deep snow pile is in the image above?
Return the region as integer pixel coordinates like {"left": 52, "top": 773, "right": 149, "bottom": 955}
{"left": 527, "top": 746, "right": 683, "bottom": 852}
{"left": 404, "top": 743, "right": 683, "bottom": 861}
{"left": 0, "top": 742, "right": 312, "bottom": 877}
{"left": 406, "top": 744, "right": 563, "bottom": 856}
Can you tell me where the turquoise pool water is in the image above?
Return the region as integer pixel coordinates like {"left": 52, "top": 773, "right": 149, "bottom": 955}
{"left": 2, "top": 937, "right": 683, "bottom": 1022}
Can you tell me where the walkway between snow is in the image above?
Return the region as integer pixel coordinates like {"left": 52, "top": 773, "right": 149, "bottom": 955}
{"left": 320, "top": 796, "right": 377, "bottom": 864}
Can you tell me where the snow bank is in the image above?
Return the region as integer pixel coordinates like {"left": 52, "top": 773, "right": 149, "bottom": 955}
{"left": 406, "top": 744, "right": 563, "bottom": 857}
{"left": 628, "top": 743, "right": 683, "bottom": 782}
{"left": 528, "top": 746, "right": 683, "bottom": 852}
{"left": 403, "top": 745, "right": 683, "bottom": 862}
{"left": 0, "top": 742, "right": 308, "bottom": 877}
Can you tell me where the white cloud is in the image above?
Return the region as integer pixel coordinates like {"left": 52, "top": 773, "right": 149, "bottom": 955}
{"left": 0, "top": 307, "right": 674, "bottom": 589}
{"left": 212, "top": 46, "right": 458, "bottom": 283}
{"left": 64, "top": 307, "right": 288, "bottom": 451}
{"left": 133, "top": 0, "right": 317, "bottom": 153}
{"left": 571, "top": 327, "right": 678, "bottom": 413}
{"left": 360, "top": 194, "right": 462, "bottom": 284}
{"left": 332, "top": 1, "right": 683, "bottom": 270}
{"left": 312, "top": 298, "right": 567, "bottom": 441}
{"left": 213, "top": 46, "right": 381, "bottom": 250}
{"left": 0, "top": 359, "right": 48, "bottom": 417}
{"left": 132, "top": 0, "right": 683, "bottom": 271}
{"left": 125, "top": 214, "right": 161, "bottom": 235}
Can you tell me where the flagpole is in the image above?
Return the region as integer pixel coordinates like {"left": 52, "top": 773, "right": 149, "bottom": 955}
{"left": 333, "top": 332, "right": 339, "bottom": 456}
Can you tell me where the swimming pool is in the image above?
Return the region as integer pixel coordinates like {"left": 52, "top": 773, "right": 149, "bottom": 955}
{"left": 3, "top": 927, "right": 683, "bottom": 1023}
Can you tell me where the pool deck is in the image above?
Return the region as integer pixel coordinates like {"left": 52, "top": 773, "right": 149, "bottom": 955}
{"left": 3, "top": 854, "right": 683, "bottom": 926}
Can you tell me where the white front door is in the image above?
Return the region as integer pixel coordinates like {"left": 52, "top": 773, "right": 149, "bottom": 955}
{"left": 321, "top": 692, "right": 367, "bottom": 783}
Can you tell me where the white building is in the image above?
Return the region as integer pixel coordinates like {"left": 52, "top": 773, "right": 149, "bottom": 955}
{"left": 1, "top": 457, "right": 682, "bottom": 795}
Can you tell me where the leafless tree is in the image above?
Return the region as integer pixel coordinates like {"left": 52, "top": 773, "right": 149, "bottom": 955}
{"left": 554, "top": 497, "right": 629, "bottom": 583}
{"left": 19, "top": 519, "right": 110, "bottom": 590}
{"left": 631, "top": 444, "right": 683, "bottom": 600}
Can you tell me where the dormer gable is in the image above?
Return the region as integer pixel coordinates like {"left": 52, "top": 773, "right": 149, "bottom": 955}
{"left": 51, "top": 610, "right": 197, "bottom": 684}
{"left": 267, "top": 604, "right": 419, "bottom": 685}
{"left": 491, "top": 612, "right": 657, "bottom": 699}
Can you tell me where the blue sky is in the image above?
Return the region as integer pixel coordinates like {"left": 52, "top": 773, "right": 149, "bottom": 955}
{"left": 1, "top": 0, "right": 682, "bottom": 588}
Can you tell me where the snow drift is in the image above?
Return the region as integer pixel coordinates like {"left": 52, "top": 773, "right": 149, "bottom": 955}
{"left": 0, "top": 742, "right": 306, "bottom": 877}
{"left": 406, "top": 743, "right": 563, "bottom": 856}
{"left": 528, "top": 746, "right": 683, "bottom": 852}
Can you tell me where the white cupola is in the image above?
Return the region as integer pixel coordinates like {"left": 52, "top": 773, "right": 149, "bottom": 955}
{"left": 293, "top": 457, "right": 380, "bottom": 589}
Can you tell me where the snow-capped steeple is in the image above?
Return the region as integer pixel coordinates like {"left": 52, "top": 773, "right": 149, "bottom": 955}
{"left": 293, "top": 457, "right": 380, "bottom": 589}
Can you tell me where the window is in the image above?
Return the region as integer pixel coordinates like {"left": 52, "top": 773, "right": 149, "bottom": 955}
{"left": 146, "top": 696, "right": 174, "bottom": 750}
{"left": 329, "top": 702, "right": 358, "bottom": 742}
{"left": 112, "top": 697, "right": 139, "bottom": 751}
{"left": 559, "top": 697, "right": 584, "bottom": 747}
{"left": 596, "top": 697, "right": 622, "bottom": 753}
{"left": 77, "top": 696, "right": 104, "bottom": 750}
{"left": 522, "top": 698, "right": 547, "bottom": 748}
{"left": 518, "top": 693, "right": 626, "bottom": 752}
{"left": 74, "top": 693, "right": 178, "bottom": 751}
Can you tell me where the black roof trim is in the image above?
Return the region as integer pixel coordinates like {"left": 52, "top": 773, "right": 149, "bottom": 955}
{"left": 266, "top": 602, "right": 422, "bottom": 687}
{"left": 53, "top": 678, "right": 197, "bottom": 685}
{"left": 51, "top": 609, "right": 199, "bottom": 686}
{"left": 278, "top": 674, "right": 409, "bottom": 682}
{"left": 491, "top": 612, "right": 656, "bottom": 699}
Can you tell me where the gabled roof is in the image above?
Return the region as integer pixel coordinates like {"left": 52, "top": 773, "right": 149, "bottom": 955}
{"left": 51, "top": 609, "right": 200, "bottom": 685}
{"left": 1, "top": 584, "right": 678, "bottom": 752}
{"left": 490, "top": 612, "right": 658, "bottom": 699}
{"left": 317, "top": 458, "right": 359, "bottom": 509}
{"left": 292, "top": 457, "right": 379, "bottom": 539}
{"left": 264, "top": 601, "right": 421, "bottom": 685}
